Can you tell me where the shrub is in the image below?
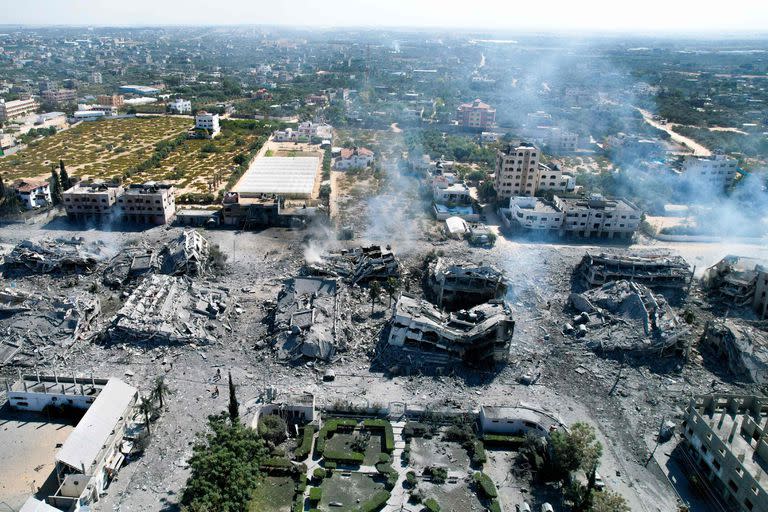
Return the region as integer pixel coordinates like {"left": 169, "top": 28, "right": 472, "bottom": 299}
{"left": 322, "top": 450, "right": 364, "bottom": 465}
{"left": 356, "top": 490, "right": 390, "bottom": 512}
{"left": 363, "top": 419, "right": 395, "bottom": 453}
{"left": 406, "top": 471, "right": 417, "bottom": 486}
{"left": 313, "top": 468, "right": 327, "bottom": 480}
{"left": 296, "top": 473, "right": 307, "bottom": 492}
{"left": 488, "top": 499, "right": 502, "bottom": 512}
{"left": 294, "top": 424, "right": 317, "bottom": 461}
{"left": 424, "top": 498, "right": 441, "bottom": 512}
{"left": 471, "top": 440, "right": 487, "bottom": 466}
{"left": 378, "top": 453, "right": 391, "bottom": 464}
{"left": 293, "top": 497, "right": 304, "bottom": 512}
{"left": 483, "top": 434, "right": 526, "bottom": 446}
{"left": 473, "top": 472, "right": 498, "bottom": 499}
{"left": 260, "top": 456, "right": 291, "bottom": 469}
{"left": 324, "top": 461, "right": 337, "bottom": 470}
{"left": 309, "top": 487, "right": 322, "bottom": 502}
{"left": 424, "top": 466, "right": 447, "bottom": 485}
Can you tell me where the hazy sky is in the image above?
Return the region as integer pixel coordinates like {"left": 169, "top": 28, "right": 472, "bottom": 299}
{"left": 4, "top": 0, "right": 768, "bottom": 34}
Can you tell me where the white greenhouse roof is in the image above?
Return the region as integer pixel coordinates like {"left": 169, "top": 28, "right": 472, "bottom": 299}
{"left": 233, "top": 156, "right": 320, "bottom": 198}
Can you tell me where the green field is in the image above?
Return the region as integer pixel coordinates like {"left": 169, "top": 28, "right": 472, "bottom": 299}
{"left": 318, "top": 472, "right": 385, "bottom": 511}
{"left": 247, "top": 475, "right": 295, "bottom": 512}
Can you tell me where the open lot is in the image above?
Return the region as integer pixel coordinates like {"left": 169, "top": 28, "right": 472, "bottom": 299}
{"left": 318, "top": 472, "right": 385, "bottom": 511}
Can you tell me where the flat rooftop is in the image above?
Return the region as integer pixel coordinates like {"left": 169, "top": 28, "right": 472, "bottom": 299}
{"left": 233, "top": 156, "right": 320, "bottom": 198}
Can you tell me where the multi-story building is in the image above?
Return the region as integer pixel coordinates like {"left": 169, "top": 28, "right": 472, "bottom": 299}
{"left": 97, "top": 94, "right": 125, "bottom": 108}
{"left": 535, "top": 163, "right": 575, "bottom": 193}
{"left": 42, "top": 89, "right": 77, "bottom": 104}
{"left": 0, "top": 98, "right": 38, "bottom": 121}
{"left": 508, "top": 196, "right": 565, "bottom": 231}
{"left": 682, "top": 152, "right": 739, "bottom": 188}
{"left": 680, "top": 394, "right": 768, "bottom": 512}
{"left": 457, "top": 98, "right": 496, "bottom": 130}
{"left": 297, "top": 121, "right": 333, "bottom": 140}
{"left": 168, "top": 98, "right": 192, "bottom": 114}
{"left": 704, "top": 256, "right": 768, "bottom": 319}
{"left": 334, "top": 147, "right": 374, "bottom": 170}
{"left": 62, "top": 181, "right": 124, "bottom": 220}
{"left": 91, "top": 71, "right": 103, "bottom": 84}
{"left": 116, "top": 183, "right": 176, "bottom": 224}
{"left": 194, "top": 111, "right": 220, "bottom": 138}
{"left": 11, "top": 179, "right": 51, "bottom": 209}
{"left": 494, "top": 142, "right": 540, "bottom": 198}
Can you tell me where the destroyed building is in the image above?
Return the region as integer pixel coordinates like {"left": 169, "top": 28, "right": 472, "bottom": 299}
{"left": 269, "top": 277, "right": 349, "bottom": 361}
{"left": 105, "top": 274, "right": 229, "bottom": 345}
{"left": 305, "top": 245, "right": 399, "bottom": 284}
{"left": 160, "top": 229, "right": 210, "bottom": 276}
{"left": 568, "top": 280, "right": 690, "bottom": 356}
{"left": 701, "top": 319, "right": 768, "bottom": 384}
{"left": 3, "top": 238, "right": 103, "bottom": 274}
{"left": 703, "top": 255, "right": 768, "bottom": 319}
{"left": 388, "top": 293, "right": 514, "bottom": 366}
{"left": 103, "top": 246, "right": 158, "bottom": 287}
{"left": 578, "top": 252, "right": 693, "bottom": 290}
{"left": 427, "top": 257, "right": 507, "bottom": 311}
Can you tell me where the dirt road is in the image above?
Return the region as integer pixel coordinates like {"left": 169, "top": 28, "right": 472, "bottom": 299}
{"left": 636, "top": 107, "right": 712, "bottom": 156}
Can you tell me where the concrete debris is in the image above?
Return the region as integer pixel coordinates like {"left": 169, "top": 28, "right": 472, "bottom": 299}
{"left": 269, "top": 277, "right": 349, "bottom": 361}
{"left": 4, "top": 238, "right": 103, "bottom": 274}
{"left": 427, "top": 257, "right": 507, "bottom": 311}
{"left": 103, "top": 246, "right": 158, "bottom": 287}
{"left": 106, "top": 274, "right": 228, "bottom": 345}
{"left": 388, "top": 293, "right": 515, "bottom": 366}
{"left": 578, "top": 252, "right": 693, "bottom": 289}
{"left": 305, "top": 245, "right": 399, "bottom": 284}
{"left": 160, "top": 229, "right": 210, "bottom": 277}
{"left": 701, "top": 319, "right": 768, "bottom": 384}
{"left": 702, "top": 255, "right": 768, "bottom": 318}
{"left": 569, "top": 280, "right": 689, "bottom": 355}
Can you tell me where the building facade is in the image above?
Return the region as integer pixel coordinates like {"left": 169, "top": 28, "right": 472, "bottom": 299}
{"left": 63, "top": 181, "right": 124, "bottom": 220}
{"left": 0, "top": 98, "right": 38, "bottom": 121}
{"left": 116, "top": 183, "right": 176, "bottom": 224}
{"left": 97, "top": 94, "right": 125, "bottom": 108}
{"left": 194, "top": 111, "right": 220, "bottom": 138}
{"left": 335, "top": 147, "right": 374, "bottom": 170}
{"left": 11, "top": 179, "right": 51, "bottom": 209}
{"left": 169, "top": 98, "right": 192, "bottom": 114}
{"left": 682, "top": 152, "right": 739, "bottom": 188}
{"left": 494, "top": 142, "right": 540, "bottom": 198}
{"left": 457, "top": 99, "right": 496, "bottom": 130}
{"left": 42, "top": 89, "right": 77, "bottom": 104}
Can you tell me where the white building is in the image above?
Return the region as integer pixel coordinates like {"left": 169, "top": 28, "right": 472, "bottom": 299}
{"left": 479, "top": 405, "right": 557, "bottom": 437}
{"left": 297, "top": 121, "right": 333, "bottom": 140}
{"left": 682, "top": 152, "right": 738, "bottom": 188}
{"left": 508, "top": 196, "right": 565, "bottom": 231}
{"left": 273, "top": 127, "right": 304, "bottom": 142}
{"left": 73, "top": 110, "right": 108, "bottom": 121}
{"left": 169, "top": 98, "right": 192, "bottom": 114}
{"left": 535, "top": 163, "right": 575, "bottom": 193}
{"left": 0, "top": 98, "right": 39, "bottom": 121}
{"left": 90, "top": 72, "right": 103, "bottom": 84}
{"left": 334, "top": 147, "right": 374, "bottom": 170}
{"left": 250, "top": 392, "right": 316, "bottom": 428}
{"left": 11, "top": 179, "right": 51, "bottom": 209}
{"left": 433, "top": 182, "right": 472, "bottom": 205}
{"left": 194, "top": 111, "right": 220, "bottom": 138}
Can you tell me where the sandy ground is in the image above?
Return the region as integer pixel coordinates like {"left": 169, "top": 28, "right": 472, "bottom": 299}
{"left": 636, "top": 108, "right": 711, "bottom": 157}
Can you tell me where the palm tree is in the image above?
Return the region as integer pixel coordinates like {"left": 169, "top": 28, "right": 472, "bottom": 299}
{"left": 369, "top": 281, "right": 382, "bottom": 314}
{"left": 151, "top": 376, "right": 172, "bottom": 409}
{"left": 384, "top": 276, "right": 400, "bottom": 307}
{"left": 139, "top": 398, "right": 156, "bottom": 434}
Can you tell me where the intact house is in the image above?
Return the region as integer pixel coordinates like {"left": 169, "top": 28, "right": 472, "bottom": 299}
{"left": 334, "top": 147, "right": 374, "bottom": 170}
{"left": 191, "top": 111, "right": 220, "bottom": 138}
{"left": 11, "top": 179, "right": 52, "bottom": 209}
{"left": 479, "top": 405, "right": 561, "bottom": 437}
{"left": 116, "top": 183, "right": 176, "bottom": 225}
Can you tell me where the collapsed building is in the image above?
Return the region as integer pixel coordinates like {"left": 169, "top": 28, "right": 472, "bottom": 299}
{"left": 701, "top": 319, "right": 768, "bottom": 384}
{"left": 269, "top": 277, "right": 350, "bottom": 361}
{"left": 427, "top": 257, "right": 507, "bottom": 311}
{"left": 387, "top": 293, "right": 514, "bottom": 366}
{"left": 569, "top": 280, "right": 690, "bottom": 355}
{"left": 305, "top": 245, "right": 399, "bottom": 284}
{"left": 105, "top": 274, "right": 229, "bottom": 345}
{"left": 0, "top": 288, "right": 100, "bottom": 364}
{"left": 578, "top": 252, "right": 693, "bottom": 290}
{"left": 3, "top": 238, "right": 103, "bottom": 274}
{"left": 703, "top": 255, "right": 768, "bottom": 319}
{"left": 160, "top": 229, "right": 210, "bottom": 276}
{"left": 103, "top": 246, "right": 158, "bottom": 287}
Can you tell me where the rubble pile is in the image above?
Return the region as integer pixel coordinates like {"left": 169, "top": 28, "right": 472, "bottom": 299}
{"left": 4, "top": 238, "right": 103, "bottom": 274}
{"left": 103, "top": 246, "right": 158, "bottom": 287}
{"left": 427, "top": 257, "right": 507, "bottom": 311}
{"left": 568, "top": 280, "right": 690, "bottom": 355}
{"left": 269, "top": 277, "right": 350, "bottom": 361}
{"left": 577, "top": 252, "right": 693, "bottom": 290}
{"left": 105, "top": 274, "right": 228, "bottom": 345}
{"left": 702, "top": 255, "right": 768, "bottom": 309}
{"left": 701, "top": 319, "right": 768, "bottom": 384}
{"left": 387, "top": 293, "right": 514, "bottom": 367}
{"left": 160, "top": 230, "right": 210, "bottom": 277}
{"left": 305, "top": 245, "right": 399, "bottom": 284}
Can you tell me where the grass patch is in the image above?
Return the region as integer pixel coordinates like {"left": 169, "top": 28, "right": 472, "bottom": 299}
{"left": 248, "top": 475, "right": 295, "bottom": 512}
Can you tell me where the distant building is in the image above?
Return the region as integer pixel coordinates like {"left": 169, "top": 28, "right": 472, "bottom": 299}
{"left": 681, "top": 394, "right": 768, "bottom": 512}
{"left": 273, "top": 127, "right": 304, "bottom": 143}
{"left": 119, "top": 85, "right": 161, "bottom": 95}
{"left": 42, "top": 89, "right": 77, "bottom": 104}
{"left": 0, "top": 98, "right": 38, "bottom": 121}
{"left": 457, "top": 98, "right": 496, "bottom": 130}
{"left": 682, "top": 152, "right": 738, "bottom": 188}
{"left": 63, "top": 181, "right": 124, "bottom": 220}
{"left": 97, "top": 94, "right": 124, "bottom": 108}
{"left": 334, "top": 147, "right": 374, "bottom": 170}
{"left": 11, "top": 179, "right": 51, "bottom": 209}
{"left": 116, "top": 183, "right": 176, "bottom": 224}
{"left": 73, "top": 110, "right": 109, "bottom": 121}
{"left": 193, "top": 111, "right": 220, "bottom": 138}
{"left": 91, "top": 71, "right": 103, "bottom": 84}
{"left": 508, "top": 196, "right": 565, "bottom": 231}
{"left": 297, "top": 121, "right": 333, "bottom": 140}
{"left": 168, "top": 98, "right": 192, "bottom": 114}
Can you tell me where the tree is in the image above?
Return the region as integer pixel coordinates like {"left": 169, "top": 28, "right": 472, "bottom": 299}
{"left": 228, "top": 372, "right": 239, "bottom": 423}
{"left": 151, "top": 376, "right": 172, "bottom": 409}
{"left": 258, "top": 414, "right": 287, "bottom": 445}
{"left": 369, "top": 281, "right": 382, "bottom": 314}
{"left": 591, "top": 490, "right": 630, "bottom": 512}
{"left": 59, "top": 160, "right": 71, "bottom": 190}
{"left": 477, "top": 181, "right": 497, "bottom": 202}
{"left": 551, "top": 422, "right": 603, "bottom": 482}
{"left": 181, "top": 412, "right": 268, "bottom": 512}
{"left": 384, "top": 276, "right": 401, "bottom": 306}
{"left": 0, "top": 173, "right": 6, "bottom": 199}
{"left": 49, "top": 167, "right": 63, "bottom": 205}
{"left": 139, "top": 398, "right": 156, "bottom": 434}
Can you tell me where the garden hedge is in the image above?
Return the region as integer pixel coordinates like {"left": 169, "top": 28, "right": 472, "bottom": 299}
{"left": 473, "top": 472, "right": 498, "bottom": 499}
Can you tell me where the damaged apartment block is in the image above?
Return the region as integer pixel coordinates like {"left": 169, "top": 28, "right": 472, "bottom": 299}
{"left": 701, "top": 319, "right": 768, "bottom": 384}
{"left": 388, "top": 293, "right": 514, "bottom": 366}
{"left": 4, "top": 238, "right": 104, "bottom": 274}
{"left": 305, "top": 245, "right": 399, "bottom": 284}
{"left": 160, "top": 229, "right": 211, "bottom": 276}
{"left": 703, "top": 255, "right": 768, "bottom": 319}
{"left": 578, "top": 252, "right": 693, "bottom": 290}
{"left": 427, "top": 257, "right": 507, "bottom": 310}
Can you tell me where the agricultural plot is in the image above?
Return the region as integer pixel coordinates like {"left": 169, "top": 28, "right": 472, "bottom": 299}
{"left": 0, "top": 117, "right": 190, "bottom": 182}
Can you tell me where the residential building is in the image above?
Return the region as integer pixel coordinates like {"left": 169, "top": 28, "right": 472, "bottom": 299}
{"left": 97, "top": 94, "right": 124, "bottom": 108}
{"left": 0, "top": 98, "right": 38, "bottom": 121}
{"left": 62, "top": 181, "right": 124, "bottom": 220}
{"left": 682, "top": 152, "right": 739, "bottom": 188}
{"left": 297, "top": 121, "right": 333, "bottom": 140}
{"left": 251, "top": 392, "right": 316, "bottom": 428}
{"left": 433, "top": 182, "right": 472, "bottom": 205}
{"left": 116, "top": 183, "right": 176, "bottom": 224}
{"left": 456, "top": 98, "right": 496, "bottom": 130}
{"left": 42, "top": 89, "right": 77, "bottom": 104}
{"left": 479, "top": 406, "right": 558, "bottom": 437}
{"left": 334, "top": 147, "right": 374, "bottom": 170}
{"left": 91, "top": 71, "right": 103, "bottom": 84}
{"left": 168, "top": 98, "right": 192, "bottom": 114}
{"left": 273, "top": 127, "right": 304, "bottom": 142}
{"left": 680, "top": 394, "right": 768, "bottom": 512}
{"left": 508, "top": 196, "right": 565, "bottom": 231}
{"left": 194, "top": 111, "right": 220, "bottom": 138}
{"left": 11, "top": 179, "right": 51, "bottom": 209}
{"left": 535, "top": 163, "right": 575, "bottom": 193}
{"left": 494, "top": 142, "right": 540, "bottom": 198}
